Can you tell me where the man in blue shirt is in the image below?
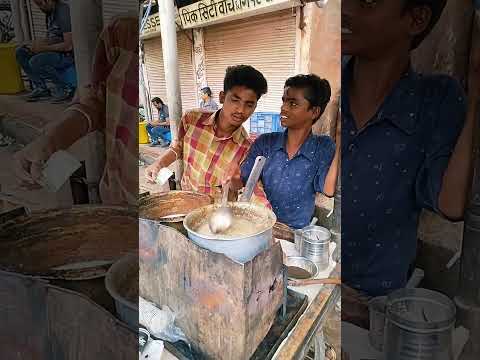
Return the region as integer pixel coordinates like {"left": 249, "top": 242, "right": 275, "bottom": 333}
{"left": 341, "top": 0, "right": 477, "bottom": 326}
{"left": 147, "top": 97, "right": 171, "bottom": 147}
{"left": 233, "top": 74, "right": 340, "bottom": 229}
{"left": 199, "top": 86, "right": 219, "bottom": 111}
{"left": 16, "top": 0, "right": 74, "bottom": 103}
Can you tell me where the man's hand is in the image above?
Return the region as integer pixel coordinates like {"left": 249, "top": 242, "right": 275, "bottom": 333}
{"left": 13, "top": 136, "right": 55, "bottom": 189}
{"left": 30, "top": 39, "right": 49, "bottom": 54}
{"left": 341, "top": 284, "right": 370, "bottom": 329}
{"left": 19, "top": 40, "right": 32, "bottom": 48}
{"left": 223, "top": 161, "right": 243, "bottom": 191}
{"left": 144, "top": 161, "right": 162, "bottom": 183}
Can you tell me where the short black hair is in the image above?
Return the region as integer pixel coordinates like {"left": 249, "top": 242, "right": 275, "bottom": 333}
{"left": 151, "top": 97, "right": 163, "bottom": 105}
{"left": 224, "top": 65, "right": 268, "bottom": 100}
{"left": 284, "top": 74, "right": 331, "bottom": 123}
{"left": 201, "top": 87, "right": 212, "bottom": 97}
{"left": 403, "top": 0, "right": 447, "bottom": 49}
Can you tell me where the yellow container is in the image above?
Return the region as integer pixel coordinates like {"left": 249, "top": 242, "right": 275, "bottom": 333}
{"left": 139, "top": 121, "right": 149, "bottom": 144}
{"left": 0, "top": 43, "right": 25, "bottom": 94}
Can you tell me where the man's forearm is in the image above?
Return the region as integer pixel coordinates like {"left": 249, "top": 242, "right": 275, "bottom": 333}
{"left": 36, "top": 41, "right": 72, "bottom": 53}
{"left": 150, "top": 120, "right": 169, "bottom": 126}
{"left": 153, "top": 146, "right": 180, "bottom": 169}
{"left": 438, "top": 98, "right": 478, "bottom": 220}
{"left": 324, "top": 145, "right": 340, "bottom": 197}
{"left": 45, "top": 109, "right": 90, "bottom": 157}
{"left": 443, "top": 20, "right": 480, "bottom": 219}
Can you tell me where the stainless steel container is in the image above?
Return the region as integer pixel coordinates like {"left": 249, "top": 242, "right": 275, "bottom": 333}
{"left": 384, "top": 288, "right": 456, "bottom": 360}
{"left": 183, "top": 202, "right": 277, "bottom": 263}
{"left": 368, "top": 296, "right": 387, "bottom": 352}
{"left": 294, "top": 225, "right": 331, "bottom": 271}
{"left": 105, "top": 253, "right": 138, "bottom": 330}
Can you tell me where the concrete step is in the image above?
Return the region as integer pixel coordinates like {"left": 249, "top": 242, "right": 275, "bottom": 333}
{"left": 0, "top": 94, "right": 67, "bottom": 145}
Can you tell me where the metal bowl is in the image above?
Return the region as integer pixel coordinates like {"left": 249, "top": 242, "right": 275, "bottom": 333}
{"left": 183, "top": 202, "right": 277, "bottom": 263}
{"left": 105, "top": 253, "right": 138, "bottom": 330}
{"left": 284, "top": 256, "right": 318, "bottom": 280}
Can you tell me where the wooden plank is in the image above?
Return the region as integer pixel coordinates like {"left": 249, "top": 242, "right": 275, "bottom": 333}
{"left": 275, "top": 285, "right": 340, "bottom": 360}
{"left": 139, "top": 222, "right": 285, "bottom": 360}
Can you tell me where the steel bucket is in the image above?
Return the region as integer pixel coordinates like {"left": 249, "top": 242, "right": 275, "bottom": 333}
{"left": 183, "top": 202, "right": 276, "bottom": 263}
{"left": 384, "top": 288, "right": 456, "bottom": 360}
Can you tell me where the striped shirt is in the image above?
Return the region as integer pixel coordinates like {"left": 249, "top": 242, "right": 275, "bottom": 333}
{"left": 171, "top": 109, "right": 269, "bottom": 205}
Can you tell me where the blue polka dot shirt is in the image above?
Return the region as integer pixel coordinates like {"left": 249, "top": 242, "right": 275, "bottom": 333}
{"left": 342, "top": 59, "right": 467, "bottom": 296}
{"left": 241, "top": 130, "right": 335, "bottom": 229}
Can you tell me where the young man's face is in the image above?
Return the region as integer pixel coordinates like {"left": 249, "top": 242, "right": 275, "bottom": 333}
{"left": 280, "top": 87, "right": 320, "bottom": 130}
{"left": 200, "top": 91, "right": 209, "bottom": 101}
{"left": 219, "top": 86, "right": 258, "bottom": 128}
{"left": 342, "top": 0, "right": 423, "bottom": 57}
{"left": 34, "top": 0, "right": 55, "bottom": 13}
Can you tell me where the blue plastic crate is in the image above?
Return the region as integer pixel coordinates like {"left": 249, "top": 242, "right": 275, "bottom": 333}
{"left": 249, "top": 112, "right": 284, "bottom": 134}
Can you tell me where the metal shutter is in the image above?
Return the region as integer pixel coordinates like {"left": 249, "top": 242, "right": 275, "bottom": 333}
{"left": 28, "top": 0, "right": 73, "bottom": 39}
{"left": 28, "top": 0, "right": 47, "bottom": 39}
{"left": 143, "top": 38, "right": 166, "bottom": 120}
{"left": 143, "top": 31, "right": 197, "bottom": 118}
{"left": 102, "top": 0, "right": 138, "bottom": 25}
{"left": 203, "top": 9, "right": 296, "bottom": 113}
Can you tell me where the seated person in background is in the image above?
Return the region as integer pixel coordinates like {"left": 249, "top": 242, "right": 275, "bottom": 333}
{"left": 147, "top": 97, "right": 171, "bottom": 147}
{"left": 145, "top": 65, "right": 269, "bottom": 205}
{"left": 199, "top": 86, "right": 219, "bottom": 111}
{"left": 16, "top": 0, "right": 75, "bottom": 103}
{"left": 228, "top": 74, "right": 339, "bottom": 229}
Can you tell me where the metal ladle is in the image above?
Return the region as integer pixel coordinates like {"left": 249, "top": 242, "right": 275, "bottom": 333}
{"left": 208, "top": 156, "right": 267, "bottom": 234}
{"left": 208, "top": 181, "right": 233, "bottom": 234}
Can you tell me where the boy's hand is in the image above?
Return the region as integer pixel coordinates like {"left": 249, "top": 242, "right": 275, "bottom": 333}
{"left": 223, "top": 161, "right": 243, "bottom": 191}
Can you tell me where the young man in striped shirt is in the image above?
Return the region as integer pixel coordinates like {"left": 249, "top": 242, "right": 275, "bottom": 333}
{"left": 145, "top": 65, "right": 269, "bottom": 204}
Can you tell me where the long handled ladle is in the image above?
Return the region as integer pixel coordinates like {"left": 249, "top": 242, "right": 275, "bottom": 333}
{"left": 209, "top": 156, "right": 267, "bottom": 234}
